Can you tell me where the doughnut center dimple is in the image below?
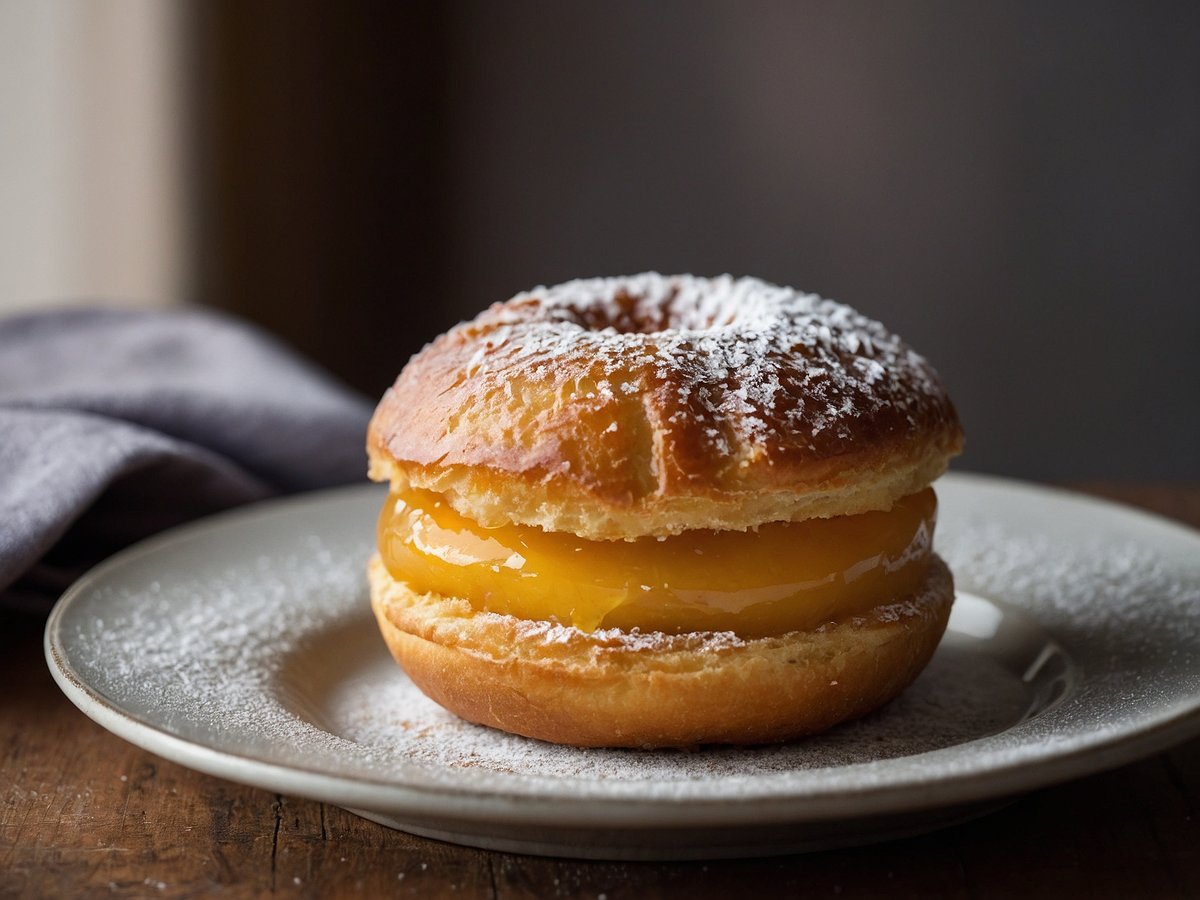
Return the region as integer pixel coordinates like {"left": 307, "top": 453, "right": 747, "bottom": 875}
{"left": 551, "top": 288, "right": 699, "bottom": 335}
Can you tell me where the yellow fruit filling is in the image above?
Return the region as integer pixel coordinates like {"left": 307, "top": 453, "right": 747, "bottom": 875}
{"left": 376, "top": 486, "right": 936, "bottom": 638}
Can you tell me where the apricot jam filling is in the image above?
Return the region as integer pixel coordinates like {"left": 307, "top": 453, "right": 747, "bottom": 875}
{"left": 377, "top": 488, "right": 936, "bottom": 638}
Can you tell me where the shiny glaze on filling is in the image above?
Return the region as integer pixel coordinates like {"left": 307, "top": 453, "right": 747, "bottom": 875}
{"left": 377, "top": 487, "right": 936, "bottom": 638}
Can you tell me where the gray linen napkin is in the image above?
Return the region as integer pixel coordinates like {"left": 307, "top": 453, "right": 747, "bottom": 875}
{"left": 0, "top": 307, "right": 373, "bottom": 612}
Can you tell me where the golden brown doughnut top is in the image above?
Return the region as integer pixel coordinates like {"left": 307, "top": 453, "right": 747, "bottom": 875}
{"left": 368, "top": 274, "right": 963, "bottom": 539}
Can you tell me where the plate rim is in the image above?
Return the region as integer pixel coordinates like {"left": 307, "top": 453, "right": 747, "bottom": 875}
{"left": 44, "top": 472, "right": 1200, "bottom": 829}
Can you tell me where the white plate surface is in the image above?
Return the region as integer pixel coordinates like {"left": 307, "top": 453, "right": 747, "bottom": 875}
{"left": 45, "top": 473, "right": 1200, "bottom": 859}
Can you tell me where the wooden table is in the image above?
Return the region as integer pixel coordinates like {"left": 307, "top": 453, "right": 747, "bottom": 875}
{"left": 3, "top": 484, "right": 1198, "bottom": 898}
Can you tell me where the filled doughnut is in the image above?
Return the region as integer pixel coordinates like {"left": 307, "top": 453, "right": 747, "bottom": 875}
{"left": 367, "top": 273, "right": 963, "bottom": 747}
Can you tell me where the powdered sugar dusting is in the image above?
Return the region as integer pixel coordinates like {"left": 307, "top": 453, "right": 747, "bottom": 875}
{"left": 316, "top": 637, "right": 1029, "bottom": 782}
{"left": 455, "top": 273, "right": 953, "bottom": 446}
{"left": 501, "top": 614, "right": 747, "bottom": 653}
{"left": 70, "top": 531, "right": 383, "bottom": 767}
{"left": 942, "top": 521, "right": 1200, "bottom": 638}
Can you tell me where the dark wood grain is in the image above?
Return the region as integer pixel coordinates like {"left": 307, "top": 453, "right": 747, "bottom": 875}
{"left": 3, "top": 484, "right": 1198, "bottom": 899}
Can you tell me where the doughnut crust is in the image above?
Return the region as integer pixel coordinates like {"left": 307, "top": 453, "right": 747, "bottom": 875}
{"left": 368, "top": 273, "right": 962, "bottom": 540}
{"left": 367, "top": 273, "right": 963, "bottom": 746}
{"left": 369, "top": 554, "right": 955, "bottom": 748}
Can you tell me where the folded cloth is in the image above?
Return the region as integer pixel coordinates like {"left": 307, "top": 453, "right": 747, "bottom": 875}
{"left": 0, "top": 307, "right": 373, "bottom": 613}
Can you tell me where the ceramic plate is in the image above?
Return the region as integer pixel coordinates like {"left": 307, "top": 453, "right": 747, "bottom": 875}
{"left": 45, "top": 473, "right": 1200, "bottom": 859}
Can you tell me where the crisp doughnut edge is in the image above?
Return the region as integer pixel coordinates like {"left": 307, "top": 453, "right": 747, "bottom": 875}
{"left": 366, "top": 428, "right": 961, "bottom": 540}
{"left": 368, "top": 554, "right": 954, "bottom": 748}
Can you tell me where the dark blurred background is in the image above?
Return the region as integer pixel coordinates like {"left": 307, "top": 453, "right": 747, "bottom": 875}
{"left": 5, "top": 1, "right": 1199, "bottom": 480}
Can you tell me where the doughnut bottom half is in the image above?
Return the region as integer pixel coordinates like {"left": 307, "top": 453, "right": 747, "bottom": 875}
{"left": 368, "top": 555, "right": 954, "bottom": 748}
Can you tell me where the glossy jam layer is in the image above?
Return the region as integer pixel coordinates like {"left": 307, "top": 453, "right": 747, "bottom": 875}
{"left": 377, "top": 487, "right": 936, "bottom": 638}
